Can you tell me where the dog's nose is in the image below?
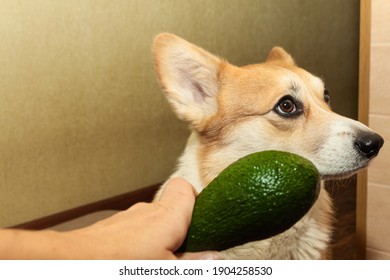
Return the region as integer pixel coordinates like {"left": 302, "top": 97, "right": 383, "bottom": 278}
{"left": 355, "top": 132, "right": 384, "bottom": 159}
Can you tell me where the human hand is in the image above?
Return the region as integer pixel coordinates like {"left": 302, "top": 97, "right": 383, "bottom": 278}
{"left": 66, "top": 177, "right": 222, "bottom": 259}
{"left": 0, "top": 177, "right": 222, "bottom": 260}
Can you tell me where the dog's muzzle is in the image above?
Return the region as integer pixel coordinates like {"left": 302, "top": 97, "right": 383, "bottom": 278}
{"left": 355, "top": 132, "right": 384, "bottom": 159}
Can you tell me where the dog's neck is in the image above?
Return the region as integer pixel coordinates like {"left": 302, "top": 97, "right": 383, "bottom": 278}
{"left": 170, "top": 132, "right": 205, "bottom": 193}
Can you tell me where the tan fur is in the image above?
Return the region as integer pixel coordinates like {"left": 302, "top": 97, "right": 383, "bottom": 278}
{"left": 152, "top": 33, "right": 382, "bottom": 259}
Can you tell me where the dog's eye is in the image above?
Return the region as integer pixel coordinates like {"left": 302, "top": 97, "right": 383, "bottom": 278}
{"left": 274, "top": 96, "right": 301, "bottom": 117}
{"left": 279, "top": 99, "right": 296, "bottom": 113}
{"left": 324, "top": 89, "right": 330, "bottom": 104}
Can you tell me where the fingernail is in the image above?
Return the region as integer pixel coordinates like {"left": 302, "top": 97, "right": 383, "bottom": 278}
{"left": 198, "top": 252, "right": 224, "bottom": 260}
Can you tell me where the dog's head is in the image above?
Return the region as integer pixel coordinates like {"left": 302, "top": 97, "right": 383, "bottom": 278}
{"left": 153, "top": 33, "right": 383, "bottom": 184}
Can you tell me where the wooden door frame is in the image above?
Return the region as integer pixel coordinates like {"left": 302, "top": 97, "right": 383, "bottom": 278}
{"left": 356, "top": 0, "right": 371, "bottom": 260}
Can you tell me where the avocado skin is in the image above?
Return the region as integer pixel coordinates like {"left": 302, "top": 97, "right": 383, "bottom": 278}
{"left": 180, "top": 150, "right": 320, "bottom": 252}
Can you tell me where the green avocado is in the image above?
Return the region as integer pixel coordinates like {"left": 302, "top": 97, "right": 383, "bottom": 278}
{"left": 179, "top": 150, "right": 320, "bottom": 252}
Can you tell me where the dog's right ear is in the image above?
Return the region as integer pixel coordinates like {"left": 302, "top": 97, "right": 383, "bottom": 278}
{"left": 266, "top": 47, "right": 295, "bottom": 65}
{"left": 153, "top": 33, "right": 222, "bottom": 130}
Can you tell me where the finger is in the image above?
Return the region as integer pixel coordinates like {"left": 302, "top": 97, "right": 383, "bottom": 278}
{"left": 158, "top": 177, "right": 197, "bottom": 219}
{"left": 177, "top": 251, "right": 224, "bottom": 260}
{"left": 157, "top": 178, "right": 197, "bottom": 250}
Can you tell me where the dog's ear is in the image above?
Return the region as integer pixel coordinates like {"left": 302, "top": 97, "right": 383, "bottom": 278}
{"left": 153, "top": 33, "right": 222, "bottom": 129}
{"left": 266, "top": 47, "right": 295, "bottom": 65}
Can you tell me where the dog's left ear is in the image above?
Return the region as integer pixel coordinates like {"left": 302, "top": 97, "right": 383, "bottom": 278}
{"left": 153, "top": 33, "right": 222, "bottom": 130}
{"left": 266, "top": 47, "right": 295, "bottom": 65}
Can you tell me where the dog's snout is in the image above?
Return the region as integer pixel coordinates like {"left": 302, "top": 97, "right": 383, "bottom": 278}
{"left": 355, "top": 132, "right": 384, "bottom": 159}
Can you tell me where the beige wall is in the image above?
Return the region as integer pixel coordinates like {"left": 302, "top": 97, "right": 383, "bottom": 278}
{"left": 0, "top": 0, "right": 359, "bottom": 227}
{"left": 366, "top": 0, "right": 390, "bottom": 259}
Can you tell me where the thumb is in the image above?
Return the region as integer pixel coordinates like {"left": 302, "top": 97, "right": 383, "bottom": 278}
{"left": 176, "top": 251, "right": 224, "bottom": 260}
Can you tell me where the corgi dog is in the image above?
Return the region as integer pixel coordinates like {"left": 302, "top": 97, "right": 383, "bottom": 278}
{"left": 152, "top": 33, "right": 384, "bottom": 259}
